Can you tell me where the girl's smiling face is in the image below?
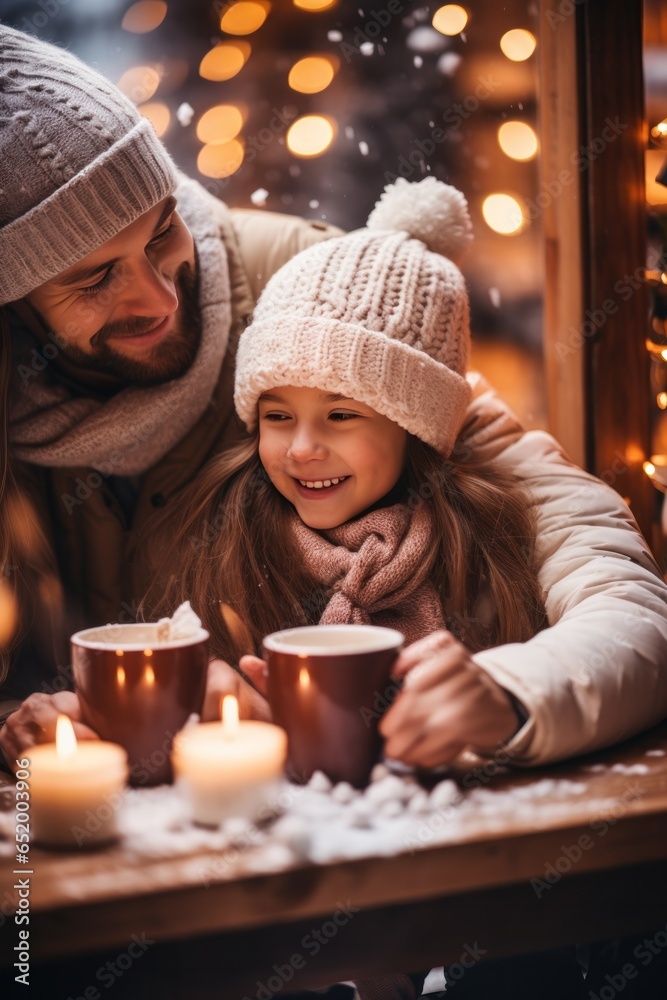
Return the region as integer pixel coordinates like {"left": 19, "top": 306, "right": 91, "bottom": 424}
{"left": 258, "top": 385, "right": 408, "bottom": 529}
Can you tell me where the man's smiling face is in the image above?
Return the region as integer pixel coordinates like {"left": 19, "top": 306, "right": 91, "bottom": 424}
{"left": 21, "top": 195, "right": 200, "bottom": 385}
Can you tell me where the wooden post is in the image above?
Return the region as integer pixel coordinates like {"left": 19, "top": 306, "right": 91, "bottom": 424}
{"left": 540, "top": 0, "right": 655, "bottom": 543}
{"left": 539, "top": 0, "right": 587, "bottom": 470}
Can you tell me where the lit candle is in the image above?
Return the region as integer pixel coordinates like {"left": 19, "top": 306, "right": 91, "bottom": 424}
{"left": 27, "top": 716, "right": 128, "bottom": 848}
{"left": 172, "top": 696, "right": 287, "bottom": 826}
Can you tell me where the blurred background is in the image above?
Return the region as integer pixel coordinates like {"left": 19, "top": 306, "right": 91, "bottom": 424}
{"left": 0, "top": 0, "right": 546, "bottom": 429}
{"left": 645, "top": 0, "right": 667, "bottom": 526}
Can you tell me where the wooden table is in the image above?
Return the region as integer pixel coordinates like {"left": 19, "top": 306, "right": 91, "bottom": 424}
{"left": 1, "top": 723, "right": 667, "bottom": 998}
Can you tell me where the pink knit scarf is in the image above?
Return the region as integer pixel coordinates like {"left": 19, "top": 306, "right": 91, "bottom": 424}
{"left": 289, "top": 501, "right": 446, "bottom": 645}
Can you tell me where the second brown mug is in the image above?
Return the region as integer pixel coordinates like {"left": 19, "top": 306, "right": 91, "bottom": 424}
{"left": 263, "top": 624, "right": 404, "bottom": 788}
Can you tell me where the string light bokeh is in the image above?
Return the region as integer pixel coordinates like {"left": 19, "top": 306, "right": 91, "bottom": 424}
{"left": 643, "top": 0, "right": 667, "bottom": 555}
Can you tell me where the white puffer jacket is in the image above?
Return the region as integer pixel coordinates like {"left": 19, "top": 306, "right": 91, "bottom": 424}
{"left": 461, "top": 374, "right": 667, "bottom": 765}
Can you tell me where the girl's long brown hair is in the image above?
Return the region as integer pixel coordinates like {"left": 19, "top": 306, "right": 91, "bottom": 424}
{"left": 151, "top": 428, "right": 547, "bottom": 664}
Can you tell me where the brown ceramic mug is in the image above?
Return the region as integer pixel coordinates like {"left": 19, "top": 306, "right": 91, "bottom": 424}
{"left": 71, "top": 622, "right": 209, "bottom": 786}
{"left": 263, "top": 624, "right": 404, "bottom": 788}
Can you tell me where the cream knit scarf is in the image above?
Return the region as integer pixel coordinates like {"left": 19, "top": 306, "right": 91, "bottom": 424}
{"left": 9, "top": 175, "right": 232, "bottom": 476}
{"left": 290, "top": 501, "right": 446, "bottom": 645}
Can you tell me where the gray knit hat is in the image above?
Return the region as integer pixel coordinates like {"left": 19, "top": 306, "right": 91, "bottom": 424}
{"left": 234, "top": 177, "right": 473, "bottom": 457}
{"left": 0, "top": 24, "right": 179, "bottom": 305}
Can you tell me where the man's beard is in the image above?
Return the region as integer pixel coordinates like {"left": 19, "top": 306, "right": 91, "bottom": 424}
{"left": 51, "top": 260, "right": 201, "bottom": 387}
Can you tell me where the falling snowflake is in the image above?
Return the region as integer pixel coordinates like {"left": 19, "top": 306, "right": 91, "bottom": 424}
{"left": 359, "top": 41, "right": 374, "bottom": 56}
{"left": 327, "top": 29, "right": 343, "bottom": 42}
{"left": 176, "top": 102, "right": 194, "bottom": 127}
{"left": 250, "top": 188, "right": 269, "bottom": 207}
{"left": 309, "top": 199, "right": 320, "bottom": 209}
{"left": 489, "top": 287, "right": 502, "bottom": 308}
{"left": 407, "top": 26, "right": 446, "bottom": 52}
{"left": 413, "top": 55, "right": 423, "bottom": 68}
{"left": 437, "top": 52, "right": 462, "bottom": 76}
{"left": 359, "top": 141, "right": 369, "bottom": 156}
{"left": 345, "top": 126, "right": 355, "bottom": 140}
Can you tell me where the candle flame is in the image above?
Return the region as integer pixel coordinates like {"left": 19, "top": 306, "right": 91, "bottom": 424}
{"left": 222, "top": 694, "right": 239, "bottom": 739}
{"left": 299, "top": 667, "right": 311, "bottom": 690}
{"left": 117, "top": 666, "right": 126, "bottom": 686}
{"left": 56, "top": 714, "right": 77, "bottom": 758}
{"left": 145, "top": 664, "right": 155, "bottom": 686}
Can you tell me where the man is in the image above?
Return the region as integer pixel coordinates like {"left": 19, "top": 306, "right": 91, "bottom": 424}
{"left": 0, "top": 22, "right": 340, "bottom": 763}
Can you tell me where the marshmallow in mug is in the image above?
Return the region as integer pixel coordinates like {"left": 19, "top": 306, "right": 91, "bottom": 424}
{"left": 156, "top": 601, "right": 202, "bottom": 642}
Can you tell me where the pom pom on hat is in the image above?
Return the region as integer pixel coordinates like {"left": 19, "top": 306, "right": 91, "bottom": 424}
{"left": 235, "top": 175, "right": 474, "bottom": 457}
{"left": 366, "top": 176, "right": 472, "bottom": 264}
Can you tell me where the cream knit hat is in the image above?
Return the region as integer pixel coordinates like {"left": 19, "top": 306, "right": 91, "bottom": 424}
{"left": 0, "top": 24, "right": 179, "bottom": 305}
{"left": 234, "top": 177, "right": 473, "bottom": 456}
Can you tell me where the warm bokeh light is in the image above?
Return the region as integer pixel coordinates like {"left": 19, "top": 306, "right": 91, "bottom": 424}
{"left": 647, "top": 455, "right": 667, "bottom": 487}
{"left": 482, "top": 193, "right": 525, "bottom": 235}
{"left": 199, "top": 42, "right": 251, "bottom": 81}
{"left": 197, "top": 139, "right": 245, "bottom": 178}
{"left": 222, "top": 694, "right": 240, "bottom": 737}
{"left": 646, "top": 149, "right": 667, "bottom": 208}
{"left": 287, "top": 115, "right": 336, "bottom": 157}
{"left": 196, "top": 104, "right": 244, "bottom": 144}
{"left": 500, "top": 28, "right": 536, "bottom": 61}
{"left": 144, "top": 664, "right": 155, "bottom": 686}
{"left": 646, "top": 337, "right": 667, "bottom": 356}
{"left": 651, "top": 118, "right": 667, "bottom": 141}
{"left": 220, "top": 1, "right": 270, "bottom": 35}
{"left": 658, "top": 392, "right": 667, "bottom": 410}
{"left": 117, "top": 65, "right": 161, "bottom": 104}
{"left": 625, "top": 443, "right": 646, "bottom": 465}
{"left": 0, "top": 578, "right": 17, "bottom": 649}
{"left": 294, "top": 0, "right": 337, "bottom": 10}
{"left": 219, "top": 601, "right": 253, "bottom": 652}
{"left": 498, "top": 121, "right": 538, "bottom": 161}
{"left": 299, "top": 667, "right": 311, "bottom": 689}
{"left": 138, "top": 101, "right": 170, "bottom": 138}
{"left": 121, "top": 0, "right": 167, "bottom": 33}
{"left": 432, "top": 5, "right": 468, "bottom": 35}
{"left": 116, "top": 666, "right": 126, "bottom": 686}
{"left": 288, "top": 55, "right": 337, "bottom": 94}
{"left": 56, "top": 715, "right": 77, "bottom": 757}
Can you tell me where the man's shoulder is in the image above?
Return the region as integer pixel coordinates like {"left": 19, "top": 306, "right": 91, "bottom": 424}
{"left": 228, "top": 207, "right": 344, "bottom": 301}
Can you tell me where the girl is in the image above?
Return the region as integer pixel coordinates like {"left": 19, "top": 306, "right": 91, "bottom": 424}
{"left": 159, "top": 176, "right": 667, "bottom": 771}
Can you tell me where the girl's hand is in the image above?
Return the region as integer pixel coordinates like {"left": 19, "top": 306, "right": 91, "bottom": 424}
{"left": 379, "top": 630, "right": 521, "bottom": 769}
{"left": 203, "top": 658, "right": 271, "bottom": 722}
{"left": 239, "top": 654, "right": 268, "bottom": 697}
